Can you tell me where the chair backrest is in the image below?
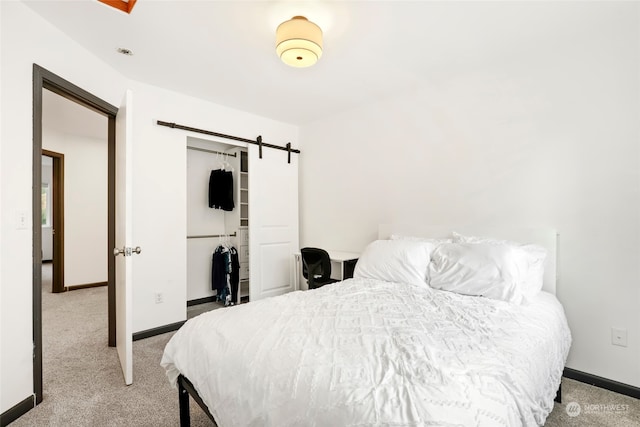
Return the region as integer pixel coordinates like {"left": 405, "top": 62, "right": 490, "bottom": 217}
{"left": 300, "top": 247, "right": 332, "bottom": 282}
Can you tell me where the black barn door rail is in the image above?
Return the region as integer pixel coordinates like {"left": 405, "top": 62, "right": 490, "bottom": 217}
{"left": 156, "top": 120, "right": 299, "bottom": 163}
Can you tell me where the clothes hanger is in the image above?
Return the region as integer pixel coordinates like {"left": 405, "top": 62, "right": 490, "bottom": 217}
{"left": 224, "top": 153, "right": 234, "bottom": 173}
{"left": 228, "top": 158, "right": 235, "bottom": 173}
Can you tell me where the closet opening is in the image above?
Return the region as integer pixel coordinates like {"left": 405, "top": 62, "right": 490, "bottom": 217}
{"left": 186, "top": 137, "right": 249, "bottom": 319}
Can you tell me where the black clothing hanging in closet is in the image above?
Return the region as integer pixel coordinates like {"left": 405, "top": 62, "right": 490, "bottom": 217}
{"left": 212, "top": 247, "right": 228, "bottom": 296}
{"left": 208, "top": 169, "right": 234, "bottom": 211}
{"left": 229, "top": 248, "right": 240, "bottom": 304}
{"left": 211, "top": 244, "right": 240, "bottom": 306}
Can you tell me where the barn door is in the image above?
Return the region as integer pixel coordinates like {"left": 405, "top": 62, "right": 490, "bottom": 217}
{"left": 248, "top": 145, "right": 299, "bottom": 300}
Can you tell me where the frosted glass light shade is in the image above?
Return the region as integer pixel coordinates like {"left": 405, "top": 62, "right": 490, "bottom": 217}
{"left": 275, "top": 16, "right": 323, "bottom": 68}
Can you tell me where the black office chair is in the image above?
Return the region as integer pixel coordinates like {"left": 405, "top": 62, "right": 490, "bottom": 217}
{"left": 301, "top": 247, "right": 339, "bottom": 290}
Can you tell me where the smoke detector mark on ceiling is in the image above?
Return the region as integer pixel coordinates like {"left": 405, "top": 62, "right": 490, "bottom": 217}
{"left": 117, "top": 48, "right": 134, "bottom": 56}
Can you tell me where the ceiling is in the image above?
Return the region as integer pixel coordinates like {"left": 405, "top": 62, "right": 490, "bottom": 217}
{"left": 25, "top": 1, "right": 612, "bottom": 126}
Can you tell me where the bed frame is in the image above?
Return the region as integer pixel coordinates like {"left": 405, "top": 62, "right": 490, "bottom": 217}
{"left": 176, "top": 225, "right": 562, "bottom": 426}
{"left": 178, "top": 374, "right": 217, "bottom": 426}
{"left": 177, "top": 373, "right": 561, "bottom": 427}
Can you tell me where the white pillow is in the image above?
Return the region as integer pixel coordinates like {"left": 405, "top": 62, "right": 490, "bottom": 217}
{"left": 354, "top": 239, "right": 435, "bottom": 286}
{"left": 390, "top": 234, "right": 453, "bottom": 244}
{"left": 452, "top": 232, "right": 547, "bottom": 299}
{"left": 428, "top": 242, "right": 527, "bottom": 304}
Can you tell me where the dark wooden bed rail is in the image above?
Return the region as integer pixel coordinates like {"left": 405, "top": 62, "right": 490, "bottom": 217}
{"left": 555, "top": 383, "right": 562, "bottom": 403}
{"left": 178, "top": 374, "right": 217, "bottom": 426}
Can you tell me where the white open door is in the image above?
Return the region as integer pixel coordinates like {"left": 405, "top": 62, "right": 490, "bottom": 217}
{"left": 248, "top": 145, "right": 299, "bottom": 301}
{"left": 115, "top": 89, "right": 134, "bottom": 385}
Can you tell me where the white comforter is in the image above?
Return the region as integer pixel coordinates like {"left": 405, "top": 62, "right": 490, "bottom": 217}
{"left": 161, "top": 278, "right": 571, "bottom": 427}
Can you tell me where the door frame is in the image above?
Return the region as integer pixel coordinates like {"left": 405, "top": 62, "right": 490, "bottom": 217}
{"left": 32, "top": 64, "right": 118, "bottom": 404}
{"left": 41, "top": 150, "right": 65, "bottom": 293}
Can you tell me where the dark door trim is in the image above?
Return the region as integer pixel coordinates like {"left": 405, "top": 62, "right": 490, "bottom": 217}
{"left": 33, "top": 64, "right": 118, "bottom": 404}
{"left": 41, "top": 150, "right": 65, "bottom": 293}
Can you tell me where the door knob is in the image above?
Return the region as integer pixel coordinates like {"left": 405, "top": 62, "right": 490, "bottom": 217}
{"left": 114, "top": 246, "right": 142, "bottom": 257}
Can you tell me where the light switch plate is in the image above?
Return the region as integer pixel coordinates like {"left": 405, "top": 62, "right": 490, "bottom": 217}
{"left": 16, "top": 211, "right": 28, "bottom": 229}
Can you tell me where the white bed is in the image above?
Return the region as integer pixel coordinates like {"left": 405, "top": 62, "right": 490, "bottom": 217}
{"left": 161, "top": 225, "right": 571, "bottom": 427}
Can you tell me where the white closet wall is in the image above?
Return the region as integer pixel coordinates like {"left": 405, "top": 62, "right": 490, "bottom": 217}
{"left": 186, "top": 136, "right": 240, "bottom": 301}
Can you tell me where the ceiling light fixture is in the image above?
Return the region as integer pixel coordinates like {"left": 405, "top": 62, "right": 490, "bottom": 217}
{"left": 275, "top": 16, "right": 323, "bottom": 68}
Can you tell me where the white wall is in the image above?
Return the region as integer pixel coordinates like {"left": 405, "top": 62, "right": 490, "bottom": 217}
{"left": 299, "top": 3, "right": 640, "bottom": 388}
{"left": 128, "top": 80, "right": 298, "bottom": 333}
{"left": 43, "top": 129, "right": 108, "bottom": 286}
{"left": 0, "top": 2, "right": 126, "bottom": 413}
{"left": 41, "top": 160, "right": 53, "bottom": 261}
{"left": 0, "top": 1, "right": 299, "bottom": 415}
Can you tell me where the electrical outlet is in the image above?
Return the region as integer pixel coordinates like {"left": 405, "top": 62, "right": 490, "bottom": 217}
{"left": 611, "top": 328, "right": 627, "bottom": 347}
{"left": 154, "top": 292, "right": 164, "bottom": 304}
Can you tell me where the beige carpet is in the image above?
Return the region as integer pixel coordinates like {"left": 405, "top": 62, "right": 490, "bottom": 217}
{"left": 10, "top": 264, "right": 639, "bottom": 426}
